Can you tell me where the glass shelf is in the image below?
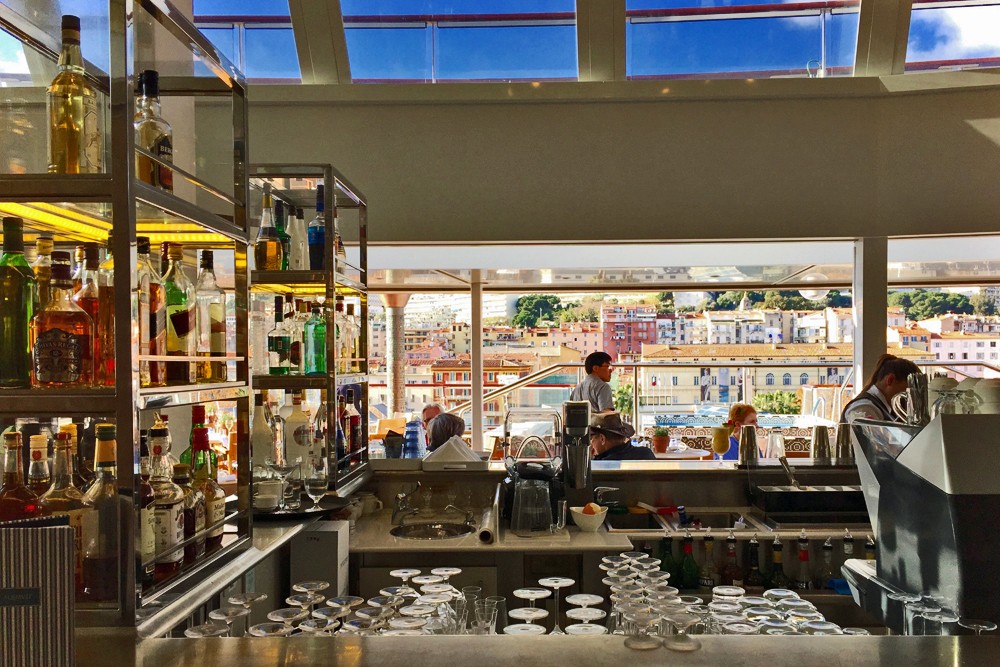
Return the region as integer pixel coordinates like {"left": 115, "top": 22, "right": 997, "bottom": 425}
{"left": 137, "top": 382, "right": 250, "bottom": 410}
{"left": 0, "top": 388, "right": 117, "bottom": 416}
{"left": 253, "top": 373, "right": 366, "bottom": 390}
{"left": 251, "top": 269, "right": 366, "bottom": 294}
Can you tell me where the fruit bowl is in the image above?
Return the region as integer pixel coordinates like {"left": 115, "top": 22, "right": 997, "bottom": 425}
{"left": 569, "top": 505, "right": 608, "bottom": 532}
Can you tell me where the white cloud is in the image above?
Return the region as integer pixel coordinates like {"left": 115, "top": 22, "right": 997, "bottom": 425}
{"left": 0, "top": 41, "right": 29, "bottom": 75}
{"left": 908, "top": 6, "right": 1000, "bottom": 62}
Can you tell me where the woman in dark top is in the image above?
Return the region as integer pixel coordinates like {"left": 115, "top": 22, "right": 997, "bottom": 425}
{"left": 590, "top": 412, "right": 656, "bottom": 461}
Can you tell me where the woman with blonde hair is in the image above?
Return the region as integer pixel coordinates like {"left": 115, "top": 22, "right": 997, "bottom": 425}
{"left": 718, "top": 403, "right": 758, "bottom": 460}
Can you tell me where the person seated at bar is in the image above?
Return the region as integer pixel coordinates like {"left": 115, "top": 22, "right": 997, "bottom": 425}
{"left": 571, "top": 351, "right": 614, "bottom": 413}
{"left": 590, "top": 412, "right": 655, "bottom": 461}
{"left": 427, "top": 413, "right": 466, "bottom": 453}
{"left": 841, "top": 354, "right": 921, "bottom": 424}
{"left": 720, "top": 403, "right": 758, "bottom": 461}
{"left": 421, "top": 402, "right": 444, "bottom": 446}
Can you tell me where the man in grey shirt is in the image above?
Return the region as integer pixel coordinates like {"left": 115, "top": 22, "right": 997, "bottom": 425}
{"left": 571, "top": 351, "right": 614, "bottom": 413}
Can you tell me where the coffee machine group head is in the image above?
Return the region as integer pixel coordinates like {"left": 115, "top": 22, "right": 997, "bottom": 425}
{"left": 562, "top": 401, "right": 593, "bottom": 503}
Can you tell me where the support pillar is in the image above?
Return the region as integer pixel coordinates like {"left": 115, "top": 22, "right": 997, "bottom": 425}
{"left": 471, "top": 271, "right": 484, "bottom": 452}
{"left": 852, "top": 237, "right": 888, "bottom": 395}
{"left": 381, "top": 288, "right": 410, "bottom": 417}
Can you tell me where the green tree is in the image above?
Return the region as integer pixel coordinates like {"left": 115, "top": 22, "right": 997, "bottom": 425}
{"left": 752, "top": 391, "right": 801, "bottom": 415}
{"left": 761, "top": 290, "right": 819, "bottom": 311}
{"left": 613, "top": 383, "right": 634, "bottom": 419}
{"left": 888, "top": 289, "right": 972, "bottom": 321}
{"left": 971, "top": 292, "right": 997, "bottom": 316}
{"left": 655, "top": 292, "right": 674, "bottom": 314}
{"left": 512, "top": 294, "right": 561, "bottom": 328}
{"left": 824, "top": 290, "right": 851, "bottom": 308}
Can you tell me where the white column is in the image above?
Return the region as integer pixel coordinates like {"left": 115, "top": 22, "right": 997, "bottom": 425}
{"left": 381, "top": 290, "right": 410, "bottom": 417}
{"left": 471, "top": 271, "right": 484, "bottom": 451}
{"left": 853, "top": 237, "right": 888, "bottom": 392}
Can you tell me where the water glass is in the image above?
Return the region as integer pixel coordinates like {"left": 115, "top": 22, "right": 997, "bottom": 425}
{"left": 473, "top": 601, "right": 499, "bottom": 634}
{"left": 486, "top": 596, "right": 508, "bottom": 630}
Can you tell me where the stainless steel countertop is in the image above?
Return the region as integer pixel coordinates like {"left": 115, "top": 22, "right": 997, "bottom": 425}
{"left": 77, "top": 634, "right": 999, "bottom": 666}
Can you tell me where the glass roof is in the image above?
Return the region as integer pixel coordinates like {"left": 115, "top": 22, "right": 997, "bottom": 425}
{"left": 905, "top": 1, "right": 1000, "bottom": 72}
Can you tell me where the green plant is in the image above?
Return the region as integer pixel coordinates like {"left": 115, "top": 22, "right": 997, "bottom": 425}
{"left": 652, "top": 426, "right": 670, "bottom": 437}
{"left": 752, "top": 391, "right": 801, "bottom": 415}
{"left": 613, "top": 383, "right": 634, "bottom": 417}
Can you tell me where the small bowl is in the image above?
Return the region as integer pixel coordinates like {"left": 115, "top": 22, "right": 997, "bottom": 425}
{"left": 570, "top": 506, "right": 608, "bottom": 532}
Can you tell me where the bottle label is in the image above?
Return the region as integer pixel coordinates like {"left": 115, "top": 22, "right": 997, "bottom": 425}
{"left": 82, "top": 94, "right": 102, "bottom": 172}
{"left": 139, "top": 505, "right": 155, "bottom": 565}
{"left": 154, "top": 134, "right": 173, "bottom": 190}
{"left": 167, "top": 303, "right": 194, "bottom": 345}
{"left": 209, "top": 302, "right": 226, "bottom": 354}
{"left": 194, "top": 496, "right": 206, "bottom": 538}
{"left": 138, "top": 285, "right": 151, "bottom": 355}
{"left": 154, "top": 504, "right": 184, "bottom": 564}
{"left": 698, "top": 575, "right": 714, "bottom": 588}
{"left": 52, "top": 507, "right": 96, "bottom": 588}
{"left": 33, "top": 327, "right": 84, "bottom": 383}
{"left": 150, "top": 304, "right": 166, "bottom": 355}
{"left": 206, "top": 495, "right": 225, "bottom": 538}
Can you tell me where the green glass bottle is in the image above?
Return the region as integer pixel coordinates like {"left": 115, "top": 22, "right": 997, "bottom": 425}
{"left": 680, "top": 532, "right": 700, "bottom": 590}
{"left": 274, "top": 200, "right": 291, "bottom": 271}
{"left": 304, "top": 305, "right": 326, "bottom": 375}
{"left": 658, "top": 536, "right": 682, "bottom": 584}
{"left": 0, "top": 217, "right": 37, "bottom": 387}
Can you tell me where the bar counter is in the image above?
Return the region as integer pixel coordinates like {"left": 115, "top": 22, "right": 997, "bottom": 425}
{"left": 78, "top": 634, "right": 998, "bottom": 666}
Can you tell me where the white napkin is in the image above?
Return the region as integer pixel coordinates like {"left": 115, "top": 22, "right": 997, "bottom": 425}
{"left": 423, "top": 436, "right": 481, "bottom": 462}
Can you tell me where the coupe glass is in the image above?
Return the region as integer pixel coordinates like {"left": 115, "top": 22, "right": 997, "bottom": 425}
{"left": 757, "top": 619, "right": 795, "bottom": 634}
{"left": 539, "top": 577, "right": 575, "bottom": 634}
{"left": 430, "top": 567, "right": 462, "bottom": 583}
{"left": 566, "top": 593, "right": 603, "bottom": 608}
{"left": 619, "top": 551, "right": 646, "bottom": 562}
{"left": 228, "top": 591, "right": 268, "bottom": 609}
{"left": 842, "top": 627, "right": 873, "bottom": 635}
{"left": 623, "top": 610, "right": 662, "bottom": 650}
{"left": 712, "top": 586, "right": 745, "bottom": 602}
{"left": 268, "top": 607, "right": 309, "bottom": 629}
{"left": 745, "top": 607, "right": 783, "bottom": 623}
{"left": 208, "top": 606, "right": 250, "bottom": 636}
{"left": 416, "top": 594, "right": 452, "bottom": 606}
{"left": 389, "top": 569, "right": 421, "bottom": 598}
{"left": 299, "top": 618, "right": 338, "bottom": 635}
{"left": 566, "top": 607, "right": 606, "bottom": 625}
{"left": 763, "top": 588, "right": 799, "bottom": 604}
{"left": 413, "top": 574, "right": 444, "bottom": 586}
{"left": 302, "top": 455, "right": 328, "bottom": 510}
{"left": 287, "top": 593, "right": 325, "bottom": 613}
{"left": 313, "top": 605, "right": 350, "bottom": 626}
{"left": 958, "top": 618, "right": 998, "bottom": 636}
{"left": 565, "top": 623, "right": 607, "bottom": 635}
{"left": 248, "top": 622, "right": 293, "bottom": 637}
{"left": 389, "top": 617, "right": 428, "bottom": 630}
{"left": 602, "top": 556, "right": 629, "bottom": 568}
{"left": 508, "top": 607, "right": 549, "bottom": 624}
{"left": 341, "top": 618, "right": 381, "bottom": 635}
{"left": 327, "top": 595, "right": 364, "bottom": 609}
{"left": 722, "top": 621, "right": 759, "bottom": 635}
{"left": 512, "top": 587, "right": 551, "bottom": 607}
{"left": 799, "top": 620, "right": 844, "bottom": 635}
{"left": 503, "top": 623, "right": 547, "bottom": 635}
{"left": 399, "top": 604, "right": 437, "bottom": 618}
{"left": 662, "top": 612, "right": 702, "bottom": 652}
{"left": 293, "top": 580, "right": 330, "bottom": 594}
{"left": 184, "top": 623, "right": 229, "bottom": 638}
{"left": 904, "top": 602, "right": 941, "bottom": 636}
{"left": 368, "top": 595, "right": 405, "bottom": 610}
{"left": 922, "top": 610, "right": 960, "bottom": 635}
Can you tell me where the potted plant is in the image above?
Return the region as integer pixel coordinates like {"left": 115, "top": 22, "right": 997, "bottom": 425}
{"left": 651, "top": 426, "right": 671, "bottom": 453}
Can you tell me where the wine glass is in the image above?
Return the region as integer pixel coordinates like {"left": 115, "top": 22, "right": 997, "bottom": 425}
{"left": 265, "top": 456, "right": 299, "bottom": 512}
{"left": 303, "top": 455, "right": 328, "bottom": 511}
{"left": 327, "top": 595, "right": 364, "bottom": 610}
{"left": 958, "top": 618, "right": 997, "bottom": 636}
{"left": 184, "top": 622, "right": 229, "bottom": 638}
{"left": 208, "top": 606, "right": 250, "bottom": 636}
{"left": 539, "top": 577, "right": 575, "bottom": 635}
{"left": 662, "top": 612, "right": 702, "bottom": 652}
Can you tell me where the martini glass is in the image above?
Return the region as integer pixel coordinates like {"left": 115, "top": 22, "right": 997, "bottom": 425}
{"left": 293, "top": 580, "right": 330, "bottom": 595}
{"left": 287, "top": 593, "right": 326, "bottom": 614}
{"left": 389, "top": 569, "right": 421, "bottom": 598}
{"left": 327, "top": 595, "right": 364, "bottom": 610}
{"left": 268, "top": 607, "right": 309, "bottom": 630}
{"left": 341, "top": 618, "right": 380, "bottom": 636}
{"left": 620, "top": 551, "right": 646, "bottom": 562}
{"left": 248, "top": 622, "right": 293, "bottom": 637}
{"left": 623, "top": 609, "right": 662, "bottom": 650}
{"left": 430, "top": 567, "right": 462, "bottom": 585}
{"left": 208, "top": 606, "right": 250, "bottom": 636}
{"left": 602, "top": 555, "right": 629, "bottom": 568}
{"left": 368, "top": 595, "right": 405, "bottom": 611}
{"left": 381, "top": 585, "right": 417, "bottom": 599}
{"left": 185, "top": 622, "right": 229, "bottom": 638}
{"left": 958, "top": 618, "right": 998, "bottom": 636}
{"left": 662, "top": 611, "right": 702, "bottom": 652}
{"left": 229, "top": 591, "right": 268, "bottom": 610}
{"left": 539, "top": 577, "right": 575, "bottom": 634}
{"left": 313, "top": 605, "right": 350, "bottom": 628}
{"left": 299, "top": 618, "right": 338, "bottom": 635}
{"left": 265, "top": 457, "right": 300, "bottom": 511}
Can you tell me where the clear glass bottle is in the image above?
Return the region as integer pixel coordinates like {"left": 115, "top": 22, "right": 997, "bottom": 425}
{"left": 195, "top": 250, "right": 227, "bottom": 383}
{"left": 815, "top": 538, "right": 836, "bottom": 590}
{"left": 134, "top": 69, "right": 173, "bottom": 191}
{"left": 843, "top": 528, "right": 855, "bottom": 561}
{"left": 308, "top": 184, "right": 326, "bottom": 271}
{"left": 0, "top": 432, "right": 43, "bottom": 521}
{"left": 71, "top": 242, "right": 101, "bottom": 380}
{"left": 172, "top": 463, "right": 205, "bottom": 565}
{"left": 304, "top": 304, "right": 327, "bottom": 375}
{"left": 267, "top": 296, "right": 291, "bottom": 375}
{"left": 288, "top": 299, "right": 310, "bottom": 374}
{"left": 82, "top": 424, "right": 119, "bottom": 602}
{"left": 137, "top": 236, "right": 167, "bottom": 387}
{"left": 274, "top": 200, "right": 291, "bottom": 271}
{"left": 334, "top": 295, "right": 347, "bottom": 373}
{"left": 721, "top": 531, "right": 743, "bottom": 587}
{"left": 251, "top": 392, "right": 275, "bottom": 469}
{"left": 47, "top": 15, "right": 102, "bottom": 174}
{"left": 32, "top": 236, "right": 53, "bottom": 310}
{"left": 334, "top": 207, "right": 346, "bottom": 264}
{"left": 253, "top": 183, "right": 283, "bottom": 271}
{"left": 767, "top": 537, "right": 792, "bottom": 590}
{"left": 162, "top": 243, "right": 196, "bottom": 384}
{"left": 96, "top": 240, "right": 115, "bottom": 386}
{"left": 192, "top": 427, "right": 225, "bottom": 553}
{"left": 287, "top": 206, "right": 309, "bottom": 271}
{"left": 31, "top": 251, "right": 94, "bottom": 387}
{"left": 0, "top": 217, "right": 36, "bottom": 387}
{"left": 149, "top": 424, "right": 184, "bottom": 581}
{"left": 27, "top": 434, "right": 51, "bottom": 496}
{"left": 40, "top": 431, "right": 96, "bottom": 599}
{"left": 137, "top": 431, "right": 155, "bottom": 587}
{"left": 345, "top": 303, "right": 359, "bottom": 372}
{"left": 285, "top": 391, "right": 312, "bottom": 461}
{"left": 698, "top": 532, "right": 720, "bottom": 591}
{"left": 794, "top": 530, "right": 813, "bottom": 590}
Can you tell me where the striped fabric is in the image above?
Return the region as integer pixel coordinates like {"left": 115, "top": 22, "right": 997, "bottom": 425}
{"left": 0, "top": 525, "right": 75, "bottom": 667}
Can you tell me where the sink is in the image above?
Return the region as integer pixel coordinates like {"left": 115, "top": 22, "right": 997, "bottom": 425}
{"left": 389, "top": 522, "right": 476, "bottom": 540}
{"left": 604, "top": 511, "right": 670, "bottom": 533}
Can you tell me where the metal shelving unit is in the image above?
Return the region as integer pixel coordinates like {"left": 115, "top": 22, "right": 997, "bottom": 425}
{"left": 0, "top": 0, "right": 251, "bottom": 627}
{"left": 248, "top": 164, "right": 371, "bottom": 495}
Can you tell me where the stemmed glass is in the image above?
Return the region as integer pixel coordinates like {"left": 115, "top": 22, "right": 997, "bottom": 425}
{"left": 299, "top": 618, "right": 337, "bottom": 635}
{"left": 287, "top": 592, "right": 326, "bottom": 615}
{"left": 267, "top": 607, "right": 309, "bottom": 630}
{"left": 623, "top": 609, "right": 662, "bottom": 650}
{"left": 503, "top": 623, "right": 547, "bottom": 635}
{"left": 431, "top": 567, "right": 462, "bottom": 585}
{"left": 303, "top": 454, "right": 328, "bottom": 511}
{"left": 293, "top": 580, "right": 330, "bottom": 595}
{"left": 513, "top": 587, "right": 552, "bottom": 610}
{"left": 958, "top": 618, "right": 998, "bottom": 636}
{"left": 184, "top": 622, "right": 229, "bottom": 638}
{"left": 227, "top": 592, "right": 268, "bottom": 635}
{"left": 539, "top": 577, "right": 575, "bottom": 634}
{"left": 248, "top": 622, "right": 293, "bottom": 637}
{"left": 662, "top": 612, "right": 702, "bottom": 652}
{"left": 313, "top": 605, "right": 350, "bottom": 630}
{"left": 208, "top": 607, "right": 250, "bottom": 636}
{"left": 265, "top": 456, "right": 300, "bottom": 512}
{"left": 389, "top": 569, "right": 421, "bottom": 598}
{"left": 566, "top": 606, "right": 607, "bottom": 634}
{"left": 508, "top": 606, "right": 549, "bottom": 626}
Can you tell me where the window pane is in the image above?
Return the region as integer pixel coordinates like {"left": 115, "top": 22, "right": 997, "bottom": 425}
{"left": 200, "top": 27, "right": 238, "bottom": 64}
{"left": 436, "top": 25, "right": 577, "bottom": 80}
{"left": 244, "top": 27, "right": 300, "bottom": 81}
{"left": 906, "top": 3, "right": 1000, "bottom": 72}
{"left": 0, "top": 29, "right": 30, "bottom": 85}
{"left": 195, "top": 0, "right": 291, "bottom": 17}
{"left": 345, "top": 27, "right": 433, "bottom": 81}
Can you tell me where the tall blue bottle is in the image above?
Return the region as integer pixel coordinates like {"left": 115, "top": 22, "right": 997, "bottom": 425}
{"left": 307, "top": 184, "right": 325, "bottom": 271}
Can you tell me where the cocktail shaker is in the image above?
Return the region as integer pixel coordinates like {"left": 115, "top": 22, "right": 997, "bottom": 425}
{"left": 811, "top": 425, "right": 832, "bottom": 464}
{"left": 835, "top": 423, "right": 854, "bottom": 463}
{"left": 738, "top": 425, "right": 759, "bottom": 466}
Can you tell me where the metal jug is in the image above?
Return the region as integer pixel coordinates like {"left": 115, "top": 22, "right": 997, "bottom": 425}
{"left": 811, "top": 425, "right": 832, "bottom": 463}
{"left": 738, "top": 425, "right": 759, "bottom": 466}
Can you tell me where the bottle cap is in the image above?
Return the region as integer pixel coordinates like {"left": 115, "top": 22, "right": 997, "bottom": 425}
{"left": 315, "top": 184, "right": 324, "bottom": 212}
{"left": 200, "top": 250, "right": 214, "bottom": 270}
{"left": 137, "top": 236, "right": 150, "bottom": 254}
{"left": 172, "top": 463, "right": 190, "bottom": 478}
{"left": 167, "top": 243, "right": 184, "bottom": 261}
{"left": 29, "top": 434, "right": 48, "bottom": 451}
{"left": 83, "top": 242, "right": 100, "bottom": 268}
{"left": 2, "top": 432, "right": 19, "bottom": 447}
{"left": 149, "top": 426, "right": 169, "bottom": 439}
{"left": 96, "top": 423, "right": 116, "bottom": 440}
{"left": 254, "top": 392, "right": 263, "bottom": 406}
{"left": 2, "top": 217, "right": 24, "bottom": 252}
{"left": 74, "top": 245, "right": 85, "bottom": 263}
{"left": 296, "top": 207, "right": 304, "bottom": 218}
{"left": 140, "top": 430, "right": 149, "bottom": 458}
{"left": 35, "top": 237, "right": 54, "bottom": 255}
{"left": 193, "top": 427, "right": 210, "bottom": 450}
{"left": 94, "top": 427, "right": 117, "bottom": 466}
{"left": 192, "top": 404, "right": 206, "bottom": 424}
{"left": 61, "top": 15, "right": 81, "bottom": 32}
{"left": 137, "top": 69, "right": 160, "bottom": 98}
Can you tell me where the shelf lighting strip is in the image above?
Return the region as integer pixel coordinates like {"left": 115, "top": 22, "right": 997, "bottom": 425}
{"left": 0, "top": 202, "right": 113, "bottom": 242}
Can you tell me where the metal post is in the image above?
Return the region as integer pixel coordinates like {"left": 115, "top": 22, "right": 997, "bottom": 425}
{"left": 381, "top": 287, "right": 409, "bottom": 417}
{"left": 852, "top": 237, "right": 888, "bottom": 397}
{"left": 471, "top": 271, "right": 484, "bottom": 451}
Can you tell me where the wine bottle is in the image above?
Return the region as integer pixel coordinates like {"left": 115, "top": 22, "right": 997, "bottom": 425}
{"left": 766, "top": 537, "right": 792, "bottom": 589}
{"left": 0, "top": 217, "right": 36, "bottom": 387}
{"left": 47, "top": 15, "right": 103, "bottom": 174}
{"left": 253, "top": 184, "right": 283, "bottom": 271}
{"left": 308, "top": 184, "right": 325, "bottom": 270}
{"left": 134, "top": 69, "right": 173, "bottom": 191}
{"left": 274, "top": 200, "right": 291, "bottom": 271}
{"left": 794, "top": 530, "right": 813, "bottom": 590}
{"left": 679, "top": 532, "right": 700, "bottom": 590}
{"left": 743, "top": 533, "right": 766, "bottom": 593}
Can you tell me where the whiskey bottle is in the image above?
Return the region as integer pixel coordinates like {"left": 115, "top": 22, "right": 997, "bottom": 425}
{"left": 288, "top": 206, "right": 309, "bottom": 271}
{"left": 137, "top": 236, "right": 167, "bottom": 386}
{"left": 766, "top": 537, "right": 792, "bottom": 590}
{"left": 47, "top": 15, "right": 103, "bottom": 174}
{"left": 274, "top": 200, "right": 291, "bottom": 271}
{"left": 698, "top": 531, "right": 720, "bottom": 591}
{"left": 96, "top": 241, "right": 115, "bottom": 386}
{"left": 253, "top": 184, "right": 283, "bottom": 271}
{"left": 71, "top": 245, "right": 84, "bottom": 292}
{"left": 0, "top": 217, "right": 36, "bottom": 387}
{"left": 149, "top": 425, "right": 184, "bottom": 580}
{"left": 192, "top": 427, "right": 226, "bottom": 553}
{"left": 81, "top": 423, "right": 119, "bottom": 602}
{"left": 40, "top": 431, "right": 96, "bottom": 598}
{"left": 267, "top": 296, "right": 291, "bottom": 375}
{"left": 179, "top": 404, "right": 217, "bottom": 474}
{"left": 307, "top": 184, "right": 325, "bottom": 271}
{"left": 137, "top": 431, "right": 155, "bottom": 587}
{"left": 31, "top": 251, "right": 94, "bottom": 387}
{"left": 162, "top": 243, "right": 196, "bottom": 384}
{"left": 195, "top": 250, "right": 227, "bottom": 383}
{"left": 0, "top": 432, "right": 43, "bottom": 521}
{"left": 743, "top": 533, "right": 766, "bottom": 593}
{"left": 32, "top": 236, "right": 53, "bottom": 309}
{"left": 721, "top": 531, "right": 743, "bottom": 587}
{"left": 134, "top": 69, "right": 173, "bottom": 191}
{"left": 59, "top": 423, "right": 92, "bottom": 491}
{"left": 27, "top": 434, "right": 51, "bottom": 496}
{"left": 172, "top": 464, "right": 205, "bottom": 565}
{"left": 304, "top": 304, "right": 327, "bottom": 375}
{"left": 71, "top": 242, "right": 101, "bottom": 376}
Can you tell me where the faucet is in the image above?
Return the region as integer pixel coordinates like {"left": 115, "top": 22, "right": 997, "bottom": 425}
{"left": 392, "top": 482, "right": 422, "bottom": 525}
{"left": 594, "top": 486, "right": 620, "bottom": 505}
{"left": 445, "top": 504, "right": 476, "bottom": 527}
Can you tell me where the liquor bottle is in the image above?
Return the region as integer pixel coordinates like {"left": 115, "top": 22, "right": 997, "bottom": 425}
{"left": 273, "top": 200, "right": 291, "bottom": 271}
{"left": 679, "top": 532, "right": 700, "bottom": 590}
{"left": 47, "top": 15, "right": 103, "bottom": 174}
{"left": 267, "top": 296, "right": 291, "bottom": 375}
{"left": 40, "top": 431, "right": 96, "bottom": 598}
{"left": 794, "top": 530, "right": 813, "bottom": 590}
{"left": 96, "top": 240, "right": 114, "bottom": 386}
{"left": 766, "top": 537, "right": 792, "bottom": 590}
{"left": 195, "top": 250, "right": 227, "bottom": 383}
{"left": 71, "top": 245, "right": 84, "bottom": 292}
{"left": 698, "top": 531, "right": 720, "bottom": 591}
{"left": 192, "top": 427, "right": 225, "bottom": 553}
{"left": 0, "top": 432, "right": 43, "bottom": 521}
{"left": 59, "top": 423, "right": 91, "bottom": 491}
{"left": 31, "top": 251, "right": 94, "bottom": 387}
{"left": 162, "top": 243, "right": 196, "bottom": 384}
{"left": 71, "top": 242, "right": 101, "bottom": 377}
{"left": 134, "top": 69, "right": 173, "bottom": 191}
{"left": 32, "top": 236, "right": 53, "bottom": 309}
{"left": 815, "top": 538, "right": 835, "bottom": 590}
{"left": 179, "top": 405, "right": 218, "bottom": 474}
{"left": 345, "top": 303, "right": 359, "bottom": 371}
{"left": 172, "top": 464, "right": 205, "bottom": 565}
{"left": 843, "top": 528, "right": 856, "bottom": 562}
{"left": 137, "top": 236, "right": 167, "bottom": 387}
{"left": 137, "top": 431, "right": 155, "bottom": 587}
{"left": 721, "top": 531, "right": 743, "bottom": 587}
{"left": 285, "top": 391, "right": 311, "bottom": 460}
{"left": 27, "top": 434, "right": 51, "bottom": 496}
{"left": 334, "top": 296, "right": 347, "bottom": 373}
{"left": 308, "top": 184, "right": 326, "bottom": 270}
{"left": 149, "top": 424, "right": 184, "bottom": 580}
{"left": 865, "top": 535, "right": 877, "bottom": 561}
{"left": 251, "top": 392, "right": 275, "bottom": 468}
{"left": 82, "top": 423, "right": 119, "bottom": 602}
{"left": 657, "top": 536, "right": 681, "bottom": 584}
{"left": 345, "top": 388, "right": 362, "bottom": 462}
{"left": 288, "top": 299, "right": 310, "bottom": 374}
{"left": 0, "top": 217, "right": 36, "bottom": 387}
{"left": 743, "top": 533, "right": 766, "bottom": 594}
{"left": 334, "top": 396, "right": 347, "bottom": 471}
{"left": 159, "top": 242, "right": 170, "bottom": 277}
{"left": 334, "top": 207, "right": 346, "bottom": 263}
{"left": 304, "top": 304, "right": 327, "bottom": 375}
{"left": 254, "top": 184, "right": 283, "bottom": 271}
{"left": 287, "top": 206, "right": 309, "bottom": 271}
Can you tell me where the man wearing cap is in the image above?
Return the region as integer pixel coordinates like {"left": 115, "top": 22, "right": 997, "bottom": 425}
{"left": 590, "top": 412, "right": 656, "bottom": 461}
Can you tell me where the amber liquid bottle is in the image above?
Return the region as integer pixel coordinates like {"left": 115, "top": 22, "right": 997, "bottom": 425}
{"left": 32, "top": 236, "right": 53, "bottom": 313}
{"left": 172, "top": 464, "right": 205, "bottom": 565}
{"left": 162, "top": 243, "right": 196, "bottom": 384}
{"left": 96, "top": 240, "right": 115, "bottom": 386}
{"left": 26, "top": 434, "right": 52, "bottom": 496}
{"left": 137, "top": 431, "right": 155, "bottom": 587}
{"left": 137, "top": 236, "right": 167, "bottom": 387}
{"left": 253, "top": 184, "right": 283, "bottom": 271}
{"left": 82, "top": 423, "right": 119, "bottom": 602}
{"left": 71, "top": 242, "right": 101, "bottom": 380}
{"left": 0, "top": 432, "right": 43, "bottom": 522}
{"left": 47, "top": 14, "right": 103, "bottom": 174}
{"left": 31, "top": 251, "right": 94, "bottom": 387}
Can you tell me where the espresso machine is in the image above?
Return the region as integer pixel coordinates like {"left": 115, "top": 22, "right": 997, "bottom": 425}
{"left": 561, "top": 400, "right": 593, "bottom": 508}
{"left": 843, "top": 414, "right": 1000, "bottom": 631}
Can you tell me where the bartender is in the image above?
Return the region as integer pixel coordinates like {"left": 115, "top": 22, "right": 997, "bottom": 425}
{"left": 840, "top": 354, "right": 921, "bottom": 423}
{"left": 590, "top": 412, "right": 656, "bottom": 461}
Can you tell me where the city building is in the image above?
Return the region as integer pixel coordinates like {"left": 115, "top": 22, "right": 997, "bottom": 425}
{"left": 601, "top": 303, "right": 658, "bottom": 361}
